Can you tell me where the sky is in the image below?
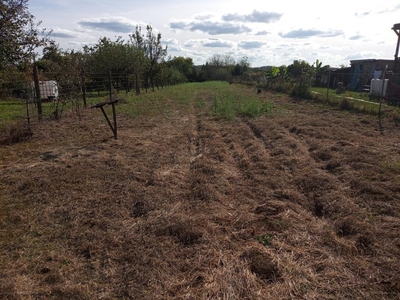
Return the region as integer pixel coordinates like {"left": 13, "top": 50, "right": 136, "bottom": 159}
{"left": 29, "top": 0, "right": 400, "bottom": 68}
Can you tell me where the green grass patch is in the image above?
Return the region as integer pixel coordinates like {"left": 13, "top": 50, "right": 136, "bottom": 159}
{"left": 212, "top": 92, "right": 272, "bottom": 120}
{"left": 209, "top": 83, "right": 272, "bottom": 120}
{"left": 0, "top": 100, "right": 29, "bottom": 130}
{"left": 311, "top": 87, "right": 373, "bottom": 102}
{"left": 1, "top": 82, "right": 273, "bottom": 128}
{"left": 311, "top": 88, "right": 384, "bottom": 114}
{"left": 382, "top": 160, "right": 400, "bottom": 174}
{"left": 255, "top": 234, "right": 274, "bottom": 247}
{"left": 116, "top": 81, "right": 272, "bottom": 120}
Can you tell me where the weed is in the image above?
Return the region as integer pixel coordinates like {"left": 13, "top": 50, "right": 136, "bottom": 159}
{"left": 255, "top": 234, "right": 274, "bottom": 247}
{"left": 211, "top": 91, "right": 271, "bottom": 120}
{"left": 382, "top": 160, "right": 400, "bottom": 174}
{"left": 212, "top": 93, "right": 235, "bottom": 120}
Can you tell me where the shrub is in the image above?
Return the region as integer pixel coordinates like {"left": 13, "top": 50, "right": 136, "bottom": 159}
{"left": 339, "top": 98, "right": 355, "bottom": 111}
{"left": 290, "top": 73, "right": 314, "bottom": 99}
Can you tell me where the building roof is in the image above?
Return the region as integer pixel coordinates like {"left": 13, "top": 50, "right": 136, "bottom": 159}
{"left": 350, "top": 59, "right": 394, "bottom": 64}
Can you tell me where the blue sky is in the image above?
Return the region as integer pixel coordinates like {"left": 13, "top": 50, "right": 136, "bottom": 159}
{"left": 29, "top": 0, "right": 400, "bottom": 67}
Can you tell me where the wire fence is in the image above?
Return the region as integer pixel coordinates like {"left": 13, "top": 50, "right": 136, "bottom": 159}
{"left": 0, "top": 67, "right": 142, "bottom": 127}
{"left": 1, "top": 67, "right": 400, "bottom": 136}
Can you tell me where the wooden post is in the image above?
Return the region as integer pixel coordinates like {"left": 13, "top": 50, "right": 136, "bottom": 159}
{"left": 81, "top": 68, "right": 87, "bottom": 108}
{"left": 392, "top": 24, "right": 400, "bottom": 73}
{"left": 125, "top": 69, "right": 129, "bottom": 95}
{"left": 108, "top": 69, "right": 112, "bottom": 100}
{"left": 33, "top": 65, "right": 42, "bottom": 120}
{"left": 112, "top": 101, "right": 117, "bottom": 139}
{"left": 91, "top": 99, "right": 119, "bottom": 139}
{"left": 326, "top": 68, "right": 331, "bottom": 101}
{"left": 25, "top": 98, "right": 30, "bottom": 129}
{"left": 378, "top": 65, "right": 387, "bottom": 132}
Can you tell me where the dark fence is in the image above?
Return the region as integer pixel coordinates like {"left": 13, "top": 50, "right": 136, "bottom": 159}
{"left": 0, "top": 67, "right": 144, "bottom": 130}
{"left": 2, "top": 67, "right": 400, "bottom": 133}
{"left": 314, "top": 70, "right": 400, "bottom": 107}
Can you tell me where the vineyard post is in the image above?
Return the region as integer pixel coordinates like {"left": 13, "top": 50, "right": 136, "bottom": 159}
{"left": 33, "top": 65, "right": 42, "bottom": 120}
{"left": 378, "top": 65, "right": 387, "bottom": 132}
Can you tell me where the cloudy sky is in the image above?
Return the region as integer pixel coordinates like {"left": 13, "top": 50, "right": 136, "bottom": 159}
{"left": 29, "top": 0, "right": 400, "bottom": 67}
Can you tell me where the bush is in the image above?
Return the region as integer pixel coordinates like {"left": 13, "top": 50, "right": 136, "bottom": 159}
{"left": 339, "top": 98, "right": 355, "bottom": 111}
{"left": 291, "top": 80, "right": 312, "bottom": 99}
{"left": 290, "top": 72, "right": 314, "bottom": 99}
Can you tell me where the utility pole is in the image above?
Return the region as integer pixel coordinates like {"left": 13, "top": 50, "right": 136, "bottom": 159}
{"left": 392, "top": 23, "right": 400, "bottom": 73}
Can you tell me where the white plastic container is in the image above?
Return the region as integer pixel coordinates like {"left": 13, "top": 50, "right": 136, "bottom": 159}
{"left": 370, "top": 79, "right": 389, "bottom": 97}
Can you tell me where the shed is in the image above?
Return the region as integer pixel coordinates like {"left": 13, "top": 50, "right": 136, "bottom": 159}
{"left": 348, "top": 59, "right": 394, "bottom": 91}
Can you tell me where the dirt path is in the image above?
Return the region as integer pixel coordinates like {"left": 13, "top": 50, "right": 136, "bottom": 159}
{"left": 1, "top": 84, "right": 400, "bottom": 299}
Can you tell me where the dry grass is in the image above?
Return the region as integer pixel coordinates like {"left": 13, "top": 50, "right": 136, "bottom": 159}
{"left": 1, "top": 83, "right": 400, "bottom": 299}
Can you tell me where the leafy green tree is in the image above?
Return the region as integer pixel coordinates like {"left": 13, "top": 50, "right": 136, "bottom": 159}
{"left": 166, "top": 56, "right": 194, "bottom": 82}
{"left": 0, "top": 0, "right": 51, "bottom": 69}
{"left": 35, "top": 45, "right": 85, "bottom": 102}
{"left": 83, "top": 36, "right": 132, "bottom": 95}
{"left": 232, "top": 57, "right": 250, "bottom": 76}
{"left": 286, "top": 60, "right": 315, "bottom": 98}
{"left": 143, "top": 25, "right": 167, "bottom": 91}
{"left": 201, "top": 53, "right": 240, "bottom": 81}
{"left": 312, "top": 59, "right": 330, "bottom": 86}
{"left": 129, "top": 26, "right": 148, "bottom": 94}
{"left": 261, "top": 65, "right": 289, "bottom": 93}
{"left": 287, "top": 60, "right": 313, "bottom": 78}
{"left": 265, "top": 66, "right": 288, "bottom": 83}
{"left": 35, "top": 43, "right": 64, "bottom": 73}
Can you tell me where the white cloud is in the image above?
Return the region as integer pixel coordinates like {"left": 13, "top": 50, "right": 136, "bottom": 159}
{"left": 279, "top": 29, "right": 344, "bottom": 39}
{"left": 77, "top": 16, "right": 139, "bottom": 33}
{"left": 28, "top": 0, "right": 400, "bottom": 67}
{"left": 238, "top": 40, "right": 266, "bottom": 49}
{"left": 222, "top": 10, "right": 282, "bottom": 23}
{"left": 170, "top": 20, "right": 252, "bottom": 35}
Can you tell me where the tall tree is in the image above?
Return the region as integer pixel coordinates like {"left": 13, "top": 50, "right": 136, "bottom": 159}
{"left": 144, "top": 25, "right": 167, "bottom": 91}
{"left": 129, "top": 26, "right": 147, "bottom": 95}
{"left": 0, "top": 0, "right": 51, "bottom": 69}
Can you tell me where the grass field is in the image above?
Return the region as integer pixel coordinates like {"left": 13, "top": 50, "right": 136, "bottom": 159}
{"left": 1, "top": 81, "right": 400, "bottom": 299}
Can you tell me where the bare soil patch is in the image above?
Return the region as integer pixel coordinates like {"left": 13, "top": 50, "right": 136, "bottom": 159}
{"left": 1, "top": 84, "right": 400, "bottom": 299}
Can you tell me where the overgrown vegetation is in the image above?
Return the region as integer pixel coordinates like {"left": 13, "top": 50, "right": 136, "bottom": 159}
{"left": 211, "top": 89, "right": 272, "bottom": 120}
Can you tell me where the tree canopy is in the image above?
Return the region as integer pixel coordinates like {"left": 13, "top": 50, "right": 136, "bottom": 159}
{"left": 0, "top": 0, "right": 51, "bottom": 69}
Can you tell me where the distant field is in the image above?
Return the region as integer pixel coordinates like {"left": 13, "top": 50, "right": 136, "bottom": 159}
{"left": 1, "top": 82, "right": 400, "bottom": 299}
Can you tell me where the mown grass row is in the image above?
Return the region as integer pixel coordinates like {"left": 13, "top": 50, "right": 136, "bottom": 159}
{"left": 0, "top": 81, "right": 273, "bottom": 136}
{"left": 119, "top": 81, "right": 273, "bottom": 120}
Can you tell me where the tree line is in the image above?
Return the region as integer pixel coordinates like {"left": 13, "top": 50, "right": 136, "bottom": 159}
{"left": 1, "top": 0, "right": 330, "bottom": 101}
{"left": 0, "top": 0, "right": 251, "bottom": 98}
